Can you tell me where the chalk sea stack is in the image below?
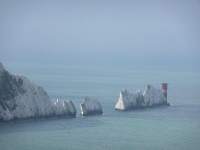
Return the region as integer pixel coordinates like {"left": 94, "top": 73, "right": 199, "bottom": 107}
{"left": 0, "top": 62, "right": 76, "bottom": 122}
{"left": 80, "top": 97, "right": 103, "bottom": 116}
{"left": 115, "top": 84, "right": 170, "bottom": 111}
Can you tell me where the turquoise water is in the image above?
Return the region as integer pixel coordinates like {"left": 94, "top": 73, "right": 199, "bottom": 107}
{"left": 0, "top": 62, "right": 200, "bottom": 150}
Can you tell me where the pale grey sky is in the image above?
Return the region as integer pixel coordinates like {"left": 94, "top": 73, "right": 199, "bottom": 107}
{"left": 0, "top": 0, "right": 200, "bottom": 66}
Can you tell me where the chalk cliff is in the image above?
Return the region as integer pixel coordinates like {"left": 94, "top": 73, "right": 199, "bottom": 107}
{"left": 115, "top": 84, "right": 170, "bottom": 110}
{"left": 143, "top": 84, "right": 167, "bottom": 106}
{"left": 0, "top": 62, "right": 76, "bottom": 122}
{"left": 80, "top": 97, "right": 103, "bottom": 116}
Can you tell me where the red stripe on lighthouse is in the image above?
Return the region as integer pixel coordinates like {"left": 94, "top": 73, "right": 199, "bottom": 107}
{"left": 162, "top": 83, "right": 168, "bottom": 101}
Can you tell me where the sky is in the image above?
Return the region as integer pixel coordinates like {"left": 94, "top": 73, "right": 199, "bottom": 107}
{"left": 0, "top": 0, "right": 200, "bottom": 67}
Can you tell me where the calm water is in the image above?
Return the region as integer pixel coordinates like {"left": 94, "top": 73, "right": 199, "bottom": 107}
{"left": 0, "top": 62, "right": 200, "bottom": 150}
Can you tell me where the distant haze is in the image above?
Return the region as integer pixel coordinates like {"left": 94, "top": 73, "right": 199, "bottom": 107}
{"left": 0, "top": 0, "right": 200, "bottom": 67}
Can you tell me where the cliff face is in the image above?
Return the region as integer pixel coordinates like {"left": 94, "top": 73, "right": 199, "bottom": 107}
{"left": 54, "top": 99, "right": 76, "bottom": 117}
{"left": 115, "top": 89, "right": 144, "bottom": 110}
{"left": 0, "top": 62, "right": 76, "bottom": 122}
{"left": 80, "top": 97, "right": 103, "bottom": 116}
{"left": 143, "top": 84, "right": 167, "bottom": 106}
{"left": 115, "top": 84, "right": 170, "bottom": 111}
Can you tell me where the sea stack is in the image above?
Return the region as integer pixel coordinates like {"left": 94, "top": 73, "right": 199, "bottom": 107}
{"left": 115, "top": 84, "right": 170, "bottom": 111}
{"left": 114, "top": 89, "right": 144, "bottom": 110}
{"left": 0, "top": 62, "right": 76, "bottom": 122}
{"left": 143, "top": 84, "right": 169, "bottom": 106}
{"left": 80, "top": 97, "right": 103, "bottom": 116}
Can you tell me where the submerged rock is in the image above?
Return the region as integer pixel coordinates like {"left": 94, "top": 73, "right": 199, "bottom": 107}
{"left": 80, "top": 97, "right": 103, "bottom": 116}
{"left": 0, "top": 62, "right": 76, "bottom": 122}
{"left": 115, "top": 84, "right": 170, "bottom": 111}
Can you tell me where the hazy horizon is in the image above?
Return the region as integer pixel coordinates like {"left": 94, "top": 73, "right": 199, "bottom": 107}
{"left": 0, "top": 0, "right": 200, "bottom": 67}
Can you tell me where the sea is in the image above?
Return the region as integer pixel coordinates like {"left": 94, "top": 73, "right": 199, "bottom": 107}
{"left": 0, "top": 61, "right": 200, "bottom": 150}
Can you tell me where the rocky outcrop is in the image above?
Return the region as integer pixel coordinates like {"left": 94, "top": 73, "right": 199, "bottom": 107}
{"left": 115, "top": 84, "right": 170, "bottom": 111}
{"left": 0, "top": 62, "right": 76, "bottom": 122}
{"left": 54, "top": 99, "right": 76, "bottom": 117}
{"left": 115, "top": 89, "right": 144, "bottom": 110}
{"left": 143, "top": 84, "right": 169, "bottom": 106}
{"left": 80, "top": 97, "right": 103, "bottom": 116}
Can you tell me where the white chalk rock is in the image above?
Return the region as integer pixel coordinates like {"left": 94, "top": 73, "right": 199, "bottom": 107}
{"left": 115, "top": 89, "right": 144, "bottom": 110}
{"left": 0, "top": 62, "right": 76, "bottom": 122}
{"left": 115, "top": 84, "right": 169, "bottom": 111}
{"left": 62, "top": 100, "right": 77, "bottom": 116}
{"left": 143, "top": 84, "right": 166, "bottom": 106}
{"left": 53, "top": 99, "right": 76, "bottom": 117}
{"left": 80, "top": 97, "right": 103, "bottom": 116}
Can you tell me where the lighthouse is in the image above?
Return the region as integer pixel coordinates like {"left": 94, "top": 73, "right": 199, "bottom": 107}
{"left": 162, "top": 83, "right": 168, "bottom": 101}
